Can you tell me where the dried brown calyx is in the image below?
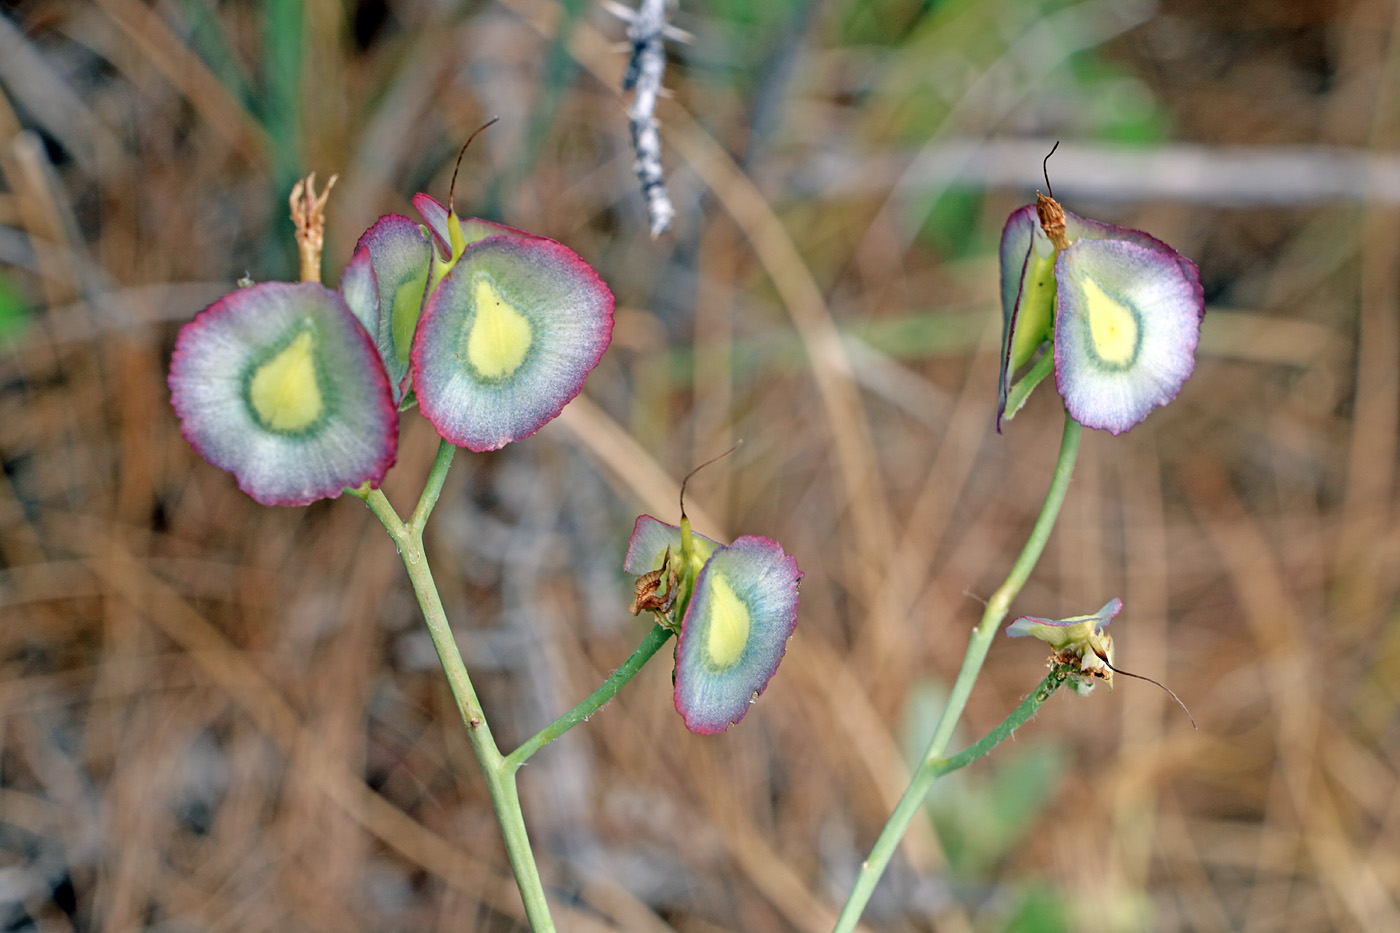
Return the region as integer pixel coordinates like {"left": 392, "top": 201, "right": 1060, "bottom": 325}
{"left": 1036, "top": 190, "right": 1070, "bottom": 251}
{"left": 630, "top": 546, "right": 678, "bottom": 617}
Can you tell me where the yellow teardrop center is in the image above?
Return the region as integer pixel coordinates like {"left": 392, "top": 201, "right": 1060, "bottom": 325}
{"left": 466, "top": 277, "right": 532, "bottom": 379}
{"left": 704, "top": 573, "right": 751, "bottom": 670}
{"left": 1082, "top": 277, "right": 1139, "bottom": 366}
{"left": 249, "top": 330, "right": 323, "bottom": 431}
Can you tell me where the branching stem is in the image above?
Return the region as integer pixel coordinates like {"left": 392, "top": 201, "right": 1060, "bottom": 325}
{"left": 353, "top": 440, "right": 676, "bottom": 931}
{"left": 358, "top": 479, "right": 556, "bottom": 932}
{"left": 833, "top": 412, "right": 1083, "bottom": 931}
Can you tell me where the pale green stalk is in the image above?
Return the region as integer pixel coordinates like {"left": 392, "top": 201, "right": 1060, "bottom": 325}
{"left": 358, "top": 440, "right": 556, "bottom": 931}
{"left": 356, "top": 439, "right": 671, "bottom": 931}
{"left": 506, "top": 622, "right": 673, "bottom": 771}
{"left": 834, "top": 412, "right": 1083, "bottom": 932}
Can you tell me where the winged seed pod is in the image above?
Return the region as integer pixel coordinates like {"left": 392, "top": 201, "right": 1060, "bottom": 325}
{"left": 170, "top": 184, "right": 615, "bottom": 502}
{"left": 407, "top": 194, "right": 615, "bottom": 452}
{"left": 341, "top": 214, "right": 432, "bottom": 403}
{"left": 168, "top": 282, "right": 398, "bottom": 506}
{"left": 625, "top": 515, "right": 801, "bottom": 734}
{"left": 998, "top": 196, "right": 1204, "bottom": 434}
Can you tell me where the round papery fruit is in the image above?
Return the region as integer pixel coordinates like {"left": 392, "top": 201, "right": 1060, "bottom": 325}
{"left": 340, "top": 246, "right": 378, "bottom": 335}
{"left": 1053, "top": 237, "right": 1202, "bottom": 435}
{"left": 411, "top": 235, "right": 614, "bottom": 451}
{"left": 995, "top": 206, "right": 1205, "bottom": 431}
{"left": 168, "top": 282, "right": 398, "bottom": 507}
{"left": 998, "top": 205, "right": 1038, "bottom": 334}
{"left": 351, "top": 214, "right": 433, "bottom": 402}
{"left": 673, "top": 536, "right": 801, "bottom": 734}
{"left": 1064, "top": 212, "right": 1204, "bottom": 315}
{"left": 997, "top": 205, "right": 1057, "bottom": 426}
{"left": 624, "top": 514, "right": 721, "bottom": 621}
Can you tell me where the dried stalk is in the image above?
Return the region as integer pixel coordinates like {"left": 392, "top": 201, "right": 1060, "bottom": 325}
{"left": 614, "top": 0, "right": 677, "bottom": 237}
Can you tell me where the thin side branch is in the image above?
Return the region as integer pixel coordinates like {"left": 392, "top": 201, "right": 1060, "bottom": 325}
{"left": 614, "top": 0, "right": 676, "bottom": 237}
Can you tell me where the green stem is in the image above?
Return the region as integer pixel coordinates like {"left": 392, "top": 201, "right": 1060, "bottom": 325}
{"left": 935, "top": 668, "right": 1064, "bottom": 775}
{"left": 506, "top": 623, "right": 674, "bottom": 771}
{"left": 359, "top": 486, "right": 557, "bottom": 932}
{"left": 834, "top": 412, "right": 1083, "bottom": 932}
{"left": 840, "top": 666, "right": 1067, "bottom": 924}
{"left": 410, "top": 438, "right": 456, "bottom": 534}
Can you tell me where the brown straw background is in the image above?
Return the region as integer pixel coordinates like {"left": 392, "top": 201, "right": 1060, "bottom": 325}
{"left": 1, "top": 0, "right": 1397, "bottom": 929}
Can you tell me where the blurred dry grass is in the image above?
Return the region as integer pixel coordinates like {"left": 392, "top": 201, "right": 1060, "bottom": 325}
{"left": 1, "top": 0, "right": 1398, "bottom": 930}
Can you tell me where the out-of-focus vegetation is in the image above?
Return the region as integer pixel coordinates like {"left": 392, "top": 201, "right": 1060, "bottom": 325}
{"left": 1, "top": 0, "right": 1396, "bottom": 930}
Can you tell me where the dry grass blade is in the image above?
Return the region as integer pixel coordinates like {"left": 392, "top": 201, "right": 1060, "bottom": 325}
{"left": 91, "top": 0, "right": 269, "bottom": 166}
{"left": 88, "top": 538, "right": 621, "bottom": 933}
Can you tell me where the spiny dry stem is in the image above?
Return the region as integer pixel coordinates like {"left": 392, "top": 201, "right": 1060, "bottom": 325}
{"left": 290, "top": 172, "right": 338, "bottom": 283}
{"left": 613, "top": 0, "right": 676, "bottom": 237}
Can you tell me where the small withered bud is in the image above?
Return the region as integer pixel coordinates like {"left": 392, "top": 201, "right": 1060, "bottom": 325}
{"left": 1052, "top": 630, "right": 1114, "bottom": 696}
{"left": 290, "top": 172, "right": 338, "bottom": 283}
